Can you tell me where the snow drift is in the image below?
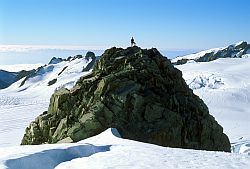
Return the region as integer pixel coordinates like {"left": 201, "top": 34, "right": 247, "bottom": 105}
{"left": 0, "top": 128, "right": 249, "bottom": 169}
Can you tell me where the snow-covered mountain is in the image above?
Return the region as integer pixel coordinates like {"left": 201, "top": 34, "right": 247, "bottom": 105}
{"left": 0, "top": 70, "right": 17, "bottom": 89}
{"left": 0, "top": 53, "right": 95, "bottom": 147}
{"left": 0, "top": 69, "right": 35, "bottom": 89}
{"left": 172, "top": 41, "right": 250, "bottom": 65}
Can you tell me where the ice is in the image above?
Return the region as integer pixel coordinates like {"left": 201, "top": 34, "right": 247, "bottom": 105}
{"left": 187, "top": 74, "right": 224, "bottom": 90}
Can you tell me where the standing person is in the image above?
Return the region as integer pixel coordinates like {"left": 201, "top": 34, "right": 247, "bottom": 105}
{"left": 131, "top": 37, "right": 136, "bottom": 46}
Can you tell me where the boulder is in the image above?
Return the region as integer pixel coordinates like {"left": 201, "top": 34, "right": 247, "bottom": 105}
{"left": 21, "top": 46, "right": 231, "bottom": 152}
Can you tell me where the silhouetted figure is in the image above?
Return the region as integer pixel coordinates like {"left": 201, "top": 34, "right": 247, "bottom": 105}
{"left": 131, "top": 37, "right": 136, "bottom": 47}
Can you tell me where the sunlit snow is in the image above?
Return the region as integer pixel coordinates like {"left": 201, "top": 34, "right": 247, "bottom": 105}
{"left": 176, "top": 57, "right": 250, "bottom": 156}
{"left": 0, "top": 57, "right": 92, "bottom": 147}
{"left": 0, "top": 55, "right": 250, "bottom": 168}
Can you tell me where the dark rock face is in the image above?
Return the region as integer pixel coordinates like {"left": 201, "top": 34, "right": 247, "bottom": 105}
{"left": 49, "top": 57, "right": 63, "bottom": 65}
{"left": 21, "top": 46, "right": 231, "bottom": 152}
{"left": 0, "top": 69, "right": 35, "bottom": 89}
{"left": 82, "top": 52, "right": 96, "bottom": 72}
{"left": 48, "top": 78, "right": 57, "bottom": 86}
{"left": 0, "top": 70, "right": 17, "bottom": 89}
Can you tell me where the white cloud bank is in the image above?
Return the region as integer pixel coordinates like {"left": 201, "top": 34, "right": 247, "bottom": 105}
{"left": 0, "top": 45, "right": 105, "bottom": 65}
{"left": 0, "top": 45, "right": 107, "bottom": 52}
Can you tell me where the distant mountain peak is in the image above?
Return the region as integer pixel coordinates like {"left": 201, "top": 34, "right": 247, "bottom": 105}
{"left": 0, "top": 52, "right": 96, "bottom": 90}
{"left": 19, "top": 53, "right": 96, "bottom": 88}
{"left": 48, "top": 57, "right": 63, "bottom": 65}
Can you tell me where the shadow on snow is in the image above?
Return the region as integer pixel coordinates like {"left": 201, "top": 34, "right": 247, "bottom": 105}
{"left": 5, "top": 144, "right": 111, "bottom": 169}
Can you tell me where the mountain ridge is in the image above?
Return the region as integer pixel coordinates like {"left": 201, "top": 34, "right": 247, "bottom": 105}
{"left": 172, "top": 41, "right": 250, "bottom": 65}
{"left": 0, "top": 52, "right": 96, "bottom": 90}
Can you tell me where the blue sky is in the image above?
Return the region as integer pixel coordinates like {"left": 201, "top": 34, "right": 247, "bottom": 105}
{"left": 1, "top": 0, "right": 250, "bottom": 50}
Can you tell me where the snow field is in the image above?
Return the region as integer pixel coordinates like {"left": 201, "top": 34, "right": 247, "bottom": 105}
{"left": 176, "top": 58, "right": 250, "bottom": 156}
{"left": 0, "top": 57, "right": 92, "bottom": 147}
{"left": 0, "top": 54, "right": 250, "bottom": 168}
{"left": 0, "top": 129, "right": 249, "bottom": 169}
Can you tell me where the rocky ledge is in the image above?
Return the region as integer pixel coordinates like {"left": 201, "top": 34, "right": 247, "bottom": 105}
{"left": 21, "top": 46, "right": 230, "bottom": 152}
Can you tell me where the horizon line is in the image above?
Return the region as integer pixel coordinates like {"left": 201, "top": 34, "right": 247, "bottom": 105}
{"left": 0, "top": 44, "right": 203, "bottom": 52}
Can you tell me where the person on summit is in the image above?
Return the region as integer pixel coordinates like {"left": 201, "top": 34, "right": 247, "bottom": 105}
{"left": 131, "top": 37, "right": 136, "bottom": 47}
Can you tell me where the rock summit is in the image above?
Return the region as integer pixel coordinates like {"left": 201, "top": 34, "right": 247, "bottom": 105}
{"left": 22, "top": 46, "right": 230, "bottom": 152}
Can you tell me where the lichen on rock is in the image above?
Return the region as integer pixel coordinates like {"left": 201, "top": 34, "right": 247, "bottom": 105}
{"left": 21, "top": 46, "right": 231, "bottom": 152}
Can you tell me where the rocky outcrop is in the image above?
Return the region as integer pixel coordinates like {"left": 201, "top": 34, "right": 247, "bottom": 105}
{"left": 82, "top": 51, "right": 96, "bottom": 72}
{"left": 21, "top": 46, "right": 231, "bottom": 152}
{"left": 48, "top": 78, "right": 57, "bottom": 86}
{"left": 49, "top": 57, "right": 64, "bottom": 65}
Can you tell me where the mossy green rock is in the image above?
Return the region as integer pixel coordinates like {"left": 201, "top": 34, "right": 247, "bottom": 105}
{"left": 21, "top": 46, "right": 231, "bottom": 152}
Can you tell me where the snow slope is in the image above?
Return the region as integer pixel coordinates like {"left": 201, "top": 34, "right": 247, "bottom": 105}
{"left": 0, "top": 57, "right": 92, "bottom": 147}
{"left": 0, "top": 128, "right": 249, "bottom": 169}
{"left": 175, "top": 58, "right": 250, "bottom": 155}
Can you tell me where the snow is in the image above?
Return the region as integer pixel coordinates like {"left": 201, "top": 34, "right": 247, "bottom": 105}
{"left": 171, "top": 47, "right": 221, "bottom": 62}
{"left": 171, "top": 41, "right": 248, "bottom": 63}
{"left": 242, "top": 54, "right": 250, "bottom": 58}
{"left": 0, "top": 128, "right": 249, "bottom": 169}
{"left": 234, "top": 41, "right": 245, "bottom": 47}
{"left": 176, "top": 57, "right": 250, "bottom": 156}
{"left": 0, "top": 57, "right": 92, "bottom": 147}
{"left": 0, "top": 64, "right": 43, "bottom": 72}
{"left": 1, "top": 53, "right": 250, "bottom": 168}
